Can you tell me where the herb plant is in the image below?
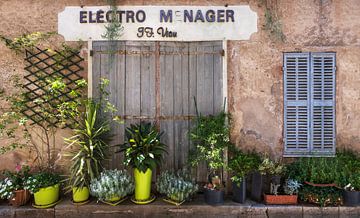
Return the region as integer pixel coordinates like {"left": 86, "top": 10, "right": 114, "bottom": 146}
{"left": 156, "top": 169, "right": 198, "bottom": 203}
{"left": 228, "top": 146, "right": 261, "bottom": 186}
{"left": 258, "top": 158, "right": 285, "bottom": 176}
{"left": 117, "top": 122, "right": 167, "bottom": 173}
{"left": 90, "top": 169, "right": 134, "bottom": 201}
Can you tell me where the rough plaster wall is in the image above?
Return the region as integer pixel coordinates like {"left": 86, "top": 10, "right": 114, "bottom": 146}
{"left": 0, "top": 0, "right": 359, "bottom": 170}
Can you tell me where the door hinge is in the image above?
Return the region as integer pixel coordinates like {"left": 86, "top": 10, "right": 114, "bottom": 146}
{"left": 221, "top": 49, "right": 225, "bottom": 56}
{"left": 89, "top": 50, "right": 94, "bottom": 57}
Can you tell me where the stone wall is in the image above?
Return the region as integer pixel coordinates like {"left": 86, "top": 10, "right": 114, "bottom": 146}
{"left": 0, "top": 0, "right": 359, "bottom": 170}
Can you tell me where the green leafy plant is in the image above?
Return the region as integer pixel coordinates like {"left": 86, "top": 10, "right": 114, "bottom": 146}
{"left": 188, "top": 110, "right": 230, "bottom": 186}
{"left": 0, "top": 165, "right": 31, "bottom": 199}
{"left": 117, "top": 122, "right": 167, "bottom": 173}
{"left": 64, "top": 99, "right": 111, "bottom": 191}
{"left": 24, "top": 172, "right": 61, "bottom": 194}
{"left": 156, "top": 169, "right": 198, "bottom": 203}
{"left": 90, "top": 169, "right": 134, "bottom": 201}
{"left": 228, "top": 146, "right": 261, "bottom": 186}
{"left": 258, "top": 157, "right": 285, "bottom": 176}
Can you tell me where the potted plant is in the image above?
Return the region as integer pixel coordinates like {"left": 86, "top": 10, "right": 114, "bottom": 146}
{"left": 24, "top": 172, "right": 61, "bottom": 207}
{"left": 117, "top": 122, "right": 167, "bottom": 204}
{"left": 228, "top": 147, "right": 261, "bottom": 203}
{"left": 156, "top": 169, "right": 198, "bottom": 205}
{"left": 0, "top": 165, "right": 31, "bottom": 206}
{"left": 264, "top": 178, "right": 301, "bottom": 205}
{"left": 251, "top": 157, "right": 285, "bottom": 202}
{"left": 64, "top": 99, "right": 112, "bottom": 203}
{"left": 188, "top": 111, "right": 230, "bottom": 205}
{"left": 342, "top": 174, "right": 360, "bottom": 206}
{"left": 90, "top": 169, "right": 134, "bottom": 205}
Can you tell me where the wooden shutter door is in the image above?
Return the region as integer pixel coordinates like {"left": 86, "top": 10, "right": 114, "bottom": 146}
{"left": 310, "top": 53, "right": 336, "bottom": 155}
{"left": 283, "top": 53, "right": 311, "bottom": 156}
{"left": 159, "top": 41, "right": 223, "bottom": 182}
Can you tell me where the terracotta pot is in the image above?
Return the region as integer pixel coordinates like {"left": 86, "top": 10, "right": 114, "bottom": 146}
{"left": 263, "top": 194, "right": 298, "bottom": 205}
{"left": 9, "top": 189, "right": 31, "bottom": 207}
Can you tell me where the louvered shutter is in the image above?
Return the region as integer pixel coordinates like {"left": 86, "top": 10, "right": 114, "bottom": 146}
{"left": 283, "top": 53, "right": 311, "bottom": 155}
{"left": 310, "top": 53, "right": 336, "bottom": 155}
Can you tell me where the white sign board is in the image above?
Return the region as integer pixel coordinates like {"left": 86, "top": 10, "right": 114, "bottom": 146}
{"left": 58, "top": 6, "right": 257, "bottom": 41}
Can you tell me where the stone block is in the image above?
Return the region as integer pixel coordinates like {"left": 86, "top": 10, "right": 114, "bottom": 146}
{"left": 267, "top": 205, "right": 302, "bottom": 218}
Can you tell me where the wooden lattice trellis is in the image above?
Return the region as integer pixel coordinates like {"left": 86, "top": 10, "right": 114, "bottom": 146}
{"left": 22, "top": 47, "right": 84, "bottom": 127}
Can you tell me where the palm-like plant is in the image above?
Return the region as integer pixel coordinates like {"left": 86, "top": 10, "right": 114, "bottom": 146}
{"left": 117, "top": 122, "right": 167, "bottom": 173}
{"left": 64, "top": 99, "right": 111, "bottom": 190}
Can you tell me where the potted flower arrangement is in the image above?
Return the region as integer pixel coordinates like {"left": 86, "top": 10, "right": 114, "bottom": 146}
{"left": 188, "top": 110, "right": 230, "bottom": 205}
{"left": 24, "top": 172, "right": 61, "bottom": 207}
{"left": 90, "top": 169, "right": 134, "bottom": 205}
{"left": 156, "top": 169, "right": 198, "bottom": 206}
{"left": 0, "top": 165, "right": 31, "bottom": 206}
{"left": 228, "top": 147, "right": 261, "bottom": 203}
{"left": 264, "top": 179, "right": 301, "bottom": 205}
{"left": 117, "top": 122, "right": 167, "bottom": 204}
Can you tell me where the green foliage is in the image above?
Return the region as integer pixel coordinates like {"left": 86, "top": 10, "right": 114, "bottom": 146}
{"left": 90, "top": 169, "right": 134, "bottom": 201}
{"left": 156, "top": 169, "right": 198, "bottom": 203}
{"left": 228, "top": 146, "right": 261, "bottom": 186}
{"left": 299, "top": 185, "right": 342, "bottom": 207}
{"left": 64, "top": 99, "right": 111, "bottom": 191}
{"left": 286, "top": 150, "right": 360, "bottom": 185}
{"left": 258, "top": 157, "right": 285, "bottom": 176}
{"left": 118, "top": 122, "right": 167, "bottom": 173}
{"left": 102, "top": 0, "right": 124, "bottom": 41}
{"left": 0, "top": 165, "right": 31, "bottom": 199}
{"left": 24, "top": 172, "right": 61, "bottom": 194}
{"left": 188, "top": 111, "right": 230, "bottom": 177}
{"left": 0, "top": 32, "right": 55, "bottom": 53}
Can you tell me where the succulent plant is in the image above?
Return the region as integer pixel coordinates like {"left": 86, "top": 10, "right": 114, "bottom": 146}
{"left": 284, "top": 179, "right": 302, "bottom": 195}
{"left": 90, "top": 169, "right": 134, "bottom": 201}
{"left": 156, "top": 169, "right": 198, "bottom": 203}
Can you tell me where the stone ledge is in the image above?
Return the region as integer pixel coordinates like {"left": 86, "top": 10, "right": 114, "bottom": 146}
{"left": 1, "top": 196, "right": 360, "bottom": 218}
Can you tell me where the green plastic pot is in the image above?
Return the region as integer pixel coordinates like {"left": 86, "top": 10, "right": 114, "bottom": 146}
{"left": 34, "top": 184, "right": 60, "bottom": 206}
{"left": 72, "top": 187, "right": 89, "bottom": 202}
{"left": 134, "top": 168, "right": 152, "bottom": 201}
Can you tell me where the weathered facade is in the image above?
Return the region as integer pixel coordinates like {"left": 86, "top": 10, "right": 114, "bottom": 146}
{"left": 0, "top": 0, "right": 359, "bottom": 170}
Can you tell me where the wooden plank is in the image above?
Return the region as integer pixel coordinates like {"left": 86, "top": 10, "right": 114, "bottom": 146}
{"left": 140, "top": 43, "right": 156, "bottom": 118}
{"left": 125, "top": 42, "right": 141, "bottom": 117}
{"left": 213, "top": 42, "right": 224, "bottom": 112}
{"left": 110, "top": 42, "right": 126, "bottom": 169}
{"left": 91, "top": 43, "right": 101, "bottom": 98}
{"left": 159, "top": 42, "right": 174, "bottom": 171}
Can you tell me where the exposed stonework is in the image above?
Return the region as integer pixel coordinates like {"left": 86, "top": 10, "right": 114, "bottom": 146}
{"left": 0, "top": 0, "right": 359, "bottom": 170}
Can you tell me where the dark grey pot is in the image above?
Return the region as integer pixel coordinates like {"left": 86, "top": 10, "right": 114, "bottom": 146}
{"left": 271, "top": 175, "right": 281, "bottom": 185}
{"left": 204, "top": 189, "right": 224, "bottom": 205}
{"left": 343, "top": 190, "right": 360, "bottom": 206}
{"left": 251, "top": 172, "right": 263, "bottom": 202}
{"left": 232, "top": 178, "right": 246, "bottom": 203}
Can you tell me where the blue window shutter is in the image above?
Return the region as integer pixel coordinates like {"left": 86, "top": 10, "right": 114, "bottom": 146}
{"left": 283, "top": 53, "right": 311, "bottom": 156}
{"left": 310, "top": 53, "right": 336, "bottom": 155}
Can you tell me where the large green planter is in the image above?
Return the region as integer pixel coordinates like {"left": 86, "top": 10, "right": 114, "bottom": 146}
{"left": 34, "top": 184, "right": 60, "bottom": 206}
{"left": 72, "top": 187, "right": 89, "bottom": 202}
{"left": 134, "top": 168, "right": 152, "bottom": 201}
